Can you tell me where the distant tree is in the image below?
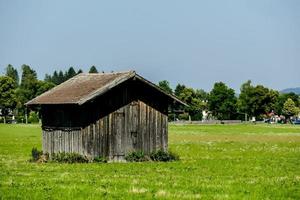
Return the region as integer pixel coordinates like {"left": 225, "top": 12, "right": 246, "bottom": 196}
{"left": 237, "top": 80, "right": 278, "bottom": 120}
{"left": 36, "top": 81, "right": 55, "bottom": 96}
{"left": 44, "top": 74, "right": 52, "bottom": 83}
{"left": 174, "top": 84, "right": 186, "bottom": 97}
{"left": 282, "top": 98, "right": 300, "bottom": 122}
{"left": 65, "top": 67, "right": 77, "bottom": 80}
{"left": 20, "top": 64, "right": 37, "bottom": 88}
{"left": 237, "top": 80, "right": 253, "bottom": 118}
{"left": 177, "top": 87, "right": 207, "bottom": 120}
{"left": 89, "top": 66, "right": 98, "bottom": 73}
{"left": 77, "top": 69, "right": 83, "bottom": 74}
{"left": 208, "top": 82, "right": 237, "bottom": 120}
{"left": 5, "top": 64, "right": 19, "bottom": 86}
{"left": 158, "top": 80, "right": 173, "bottom": 94}
{"left": 17, "top": 65, "right": 39, "bottom": 116}
{"left": 58, "top": 70, "right": 64, "bottom": 84}
{"left": 51, "top": 71, "right": 59, "bottom": 85}
{"left": 275, "top": 92, "right": 300, "bottom": 115}
{"left": 0, "top": 76, "right": 17, "bottom": 123}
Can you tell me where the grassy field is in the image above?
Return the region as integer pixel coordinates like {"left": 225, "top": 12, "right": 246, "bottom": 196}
{"left": 0, "top": 124, "right": 300, "bottom": 199}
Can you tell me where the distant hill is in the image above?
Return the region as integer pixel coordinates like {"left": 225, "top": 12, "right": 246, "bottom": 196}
{"left": 280, "top": 87, "right": 300, "bottom": 95}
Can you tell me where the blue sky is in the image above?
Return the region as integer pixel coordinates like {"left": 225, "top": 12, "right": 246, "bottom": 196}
{"left": 0, "top": 0, "right": 299, "bottom": 91}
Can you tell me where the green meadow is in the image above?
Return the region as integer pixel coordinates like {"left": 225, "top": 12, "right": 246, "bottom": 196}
{"left": 0, "top": 124, "right": 300, "bottom": 199}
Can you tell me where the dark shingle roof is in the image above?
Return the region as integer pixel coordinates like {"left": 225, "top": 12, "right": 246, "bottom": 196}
{"left": 26, "top": 71, "right": 186, "bottom": 106}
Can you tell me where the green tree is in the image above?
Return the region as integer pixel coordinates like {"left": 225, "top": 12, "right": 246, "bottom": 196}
{"left": 237, "top": 80, "right": 279, "bottom": 120}
{"left": 208, "top": 82, "right": 237, "bottom": 120}
{"left": 178, "top": 87, "right": 207, "bottom": 120}
{"left": 0, "top": 76, "right": 17, "bottom": 123}
{"left": 5, "top": 64, "right": 19, "bottom": 86}
{"left": 275, "top": 92, "right": 299, "bottom": 115}
{"left": 65, "top": 67, "right": 77, "bottom": 80}
{"left": 36, "top": 81, "right": 56, "bottom": 96}
{"left": 20, "top": 65, "right": 37, "bottom": 88}
{"left": 174, "top": 84, "right": 186, "bottom": 97}
{"left": 158, "top": 80, "right": 173, "bottom": 94}
{"left": 89, "top": 66, "right": 98, "bottom": 73}
{"left": 50, "top": 71, "right": 59, "bottom": 85}
{"left": 282, "top": 98, "right": 300, "bottom": 122}
{"left": 58, "top": 70, "right": 65, "bottom": 83}
{"left": 77, "top": 69, "right": 83, "bottom": 74}
{"left": 16, "top": 65, "right": 39, "bottom": 118}
{"left": 44, "top": 74, "right": 52, "bottom": 83}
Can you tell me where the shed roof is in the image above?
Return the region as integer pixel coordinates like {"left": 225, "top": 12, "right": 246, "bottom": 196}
{"left": 26, "top": 71, "right": 187, "bottom": 106}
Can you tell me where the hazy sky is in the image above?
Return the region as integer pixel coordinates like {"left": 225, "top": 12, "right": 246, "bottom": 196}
{"left": 0, "top": 0, "right": 299, "bottom": 92}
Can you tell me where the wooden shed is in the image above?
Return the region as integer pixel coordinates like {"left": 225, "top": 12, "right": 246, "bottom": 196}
{"left": 26, "top": 71, "right": 186, "bottom": 161}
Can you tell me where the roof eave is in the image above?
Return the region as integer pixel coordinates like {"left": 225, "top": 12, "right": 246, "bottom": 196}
{"left": 134, "top": 74, "right": 188, "bottom": 107}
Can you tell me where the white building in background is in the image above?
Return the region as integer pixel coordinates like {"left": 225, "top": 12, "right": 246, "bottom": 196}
{"left": 202, "top": 110, "right": 213, "bottom": 121}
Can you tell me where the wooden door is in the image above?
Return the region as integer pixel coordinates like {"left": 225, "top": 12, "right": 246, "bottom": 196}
{"left": 113, "top": 108, "right": 125, "bottom": 160}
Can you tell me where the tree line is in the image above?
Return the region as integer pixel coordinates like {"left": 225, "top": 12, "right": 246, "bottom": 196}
{"left": 158, "top": 80, "right": 300, "bottom": 122}
{"left": 0, "top": 64, "right": 99, "bottom": 123}
{"left": 0, "top": 64, "right": 299, "bottom": 123}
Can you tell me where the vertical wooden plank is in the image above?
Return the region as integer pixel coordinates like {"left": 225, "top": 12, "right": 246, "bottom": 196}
{"left": 156, "top": 111, "right": 161, "bottom": 150}
{"left": 99, "top": 119, "right": 102, "bottom": 157}
{"left": 59, "top": 130, "right": 62, "bottom": 153}
{"left": 71, "top": 130, "right": 73, "bottom": 153}
{"left": 47, "top": 131, "right": 49, "bottom": 154}
{"left": 57, "top": 130, "right": 59, "bottom": 153}
{"left": 142, "top": 105, "right": 152, "bottom": 154}
{"left": 108, "top": 113, "right": 113, "bottom": 159}
{"left": 136, "top": 102, "right": 147, "bottom": 150}
{"left": 50, "top": 131, "right": 52, "bottom": 154}
{"left": 82, "top": 128, "right": 85, "bottom": 155}
{"left": 63, "top": 130, "right": 67, "bottom": 153}
{"left": 92, "top": 123, "right": 96, "bottom": 157}
{"left": 95, "top": 121, "right": 98, "bottom": 157}
{"left": 56, "top": 130, "right": 59, "bottom": 153}
{"left": 154, "top": 110, "right": 157, "bottom": 150}
{"left": 79, "top": 129, "right": 82, "bottom": 155}
{"left": 72, "top": 130, "right": 76, "bottom": 153}
{"left": 68, "top": 130, "right": 71, "bottom": 153}
{"left": 63, "top": 130, "right": 66, "bottom": 153}
{"left": 148, "top": 106, "right": 154, "bottom": 154}
{"left": 48, "top": 131, "right": 50, "bottom": 155}
{"left": 53, "top": 130, "right": 56, "bottom": 154}
{"left": 163, "top": 114, "right": 168, "bottom": 151}
{"left": 83, "top": 127, "right": 86, "bottom": 156}
{"left": 124, "top": 104, "right": 129, "bottom": 154}
{"left": 76, "top": 130, "right": 79, "bottom": 153}
{"left": 105, "top": 115, "right": 109, "bottom": 157}
{"left": 86, "top": 127, "right": 89, "bottom": 156}
{"left": 71, "top": 130, "right": 74, "bottom": 153}
{"left": 104, "top": 117, "right": 107, "bottom": 157}
{"left": 99, "top": 117, "right": 106, "bottom": 156}
{"left": 97, "top": 120, "right": 100, "bottom": 157}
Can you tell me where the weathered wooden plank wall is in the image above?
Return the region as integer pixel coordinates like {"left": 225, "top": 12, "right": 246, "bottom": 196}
{"left": 42, "top": 100, "right": 168, "bottom": 160}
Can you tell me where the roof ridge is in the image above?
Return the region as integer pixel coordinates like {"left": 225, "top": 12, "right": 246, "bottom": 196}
{"left": 79, "top": 70, "right": 135, "bottom": 75}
